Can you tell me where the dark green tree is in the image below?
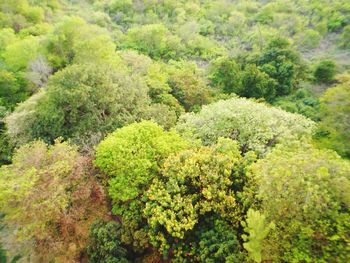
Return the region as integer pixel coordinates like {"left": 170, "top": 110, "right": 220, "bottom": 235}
{"left": 87, "top": 220, "right": 128, "bottom": 263}
{"left": 209, "top": 56, "right": 242, "bottom": 94}
{"left": 240, "top": 64, "right": 277, "bottom": 101}
{"left": 314, "top": 60, "right": 336, "bottom": 83}
{"left": 255, "top": 38, "right": 305, "bottom": 96}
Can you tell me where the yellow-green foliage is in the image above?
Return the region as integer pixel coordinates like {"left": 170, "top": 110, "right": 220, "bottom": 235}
{"left": 242, "top": 209, "right": 275, "bottom": 263}
{"left": 144, "top": 138, "right": 242, "bottom": 253}
{"left": 248, "top": 142, "right": 350, "bottom": 262}
{"left": 315, "top": 75, "right": 350, "bottom": 158}
{"left": 95, "top": 121, "right": 188, "bottom": 203}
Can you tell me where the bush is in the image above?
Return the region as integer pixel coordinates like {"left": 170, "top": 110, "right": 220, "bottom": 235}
{"left": 87, "top": 220, "right": 128, "bottom": 263}
{"left": 314, "top": 60, "right": 336, "bottom": 83}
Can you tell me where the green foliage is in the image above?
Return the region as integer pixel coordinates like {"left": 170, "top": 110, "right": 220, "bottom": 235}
{"left": 45, "top": 16, "right": 116, "bottom": 69}
{"left": 95, "top": 121, "right": 188, "bottom": 203}
{"left": 1, "top": 0, "right": 350, "bottom": 261}
{"left": 116, "top": 50, "right": 183, "bottom": 120}
{"left": 314, "top": 60, "right": 336, "bottom": 83}
{"left": 122, "top": 24, "right": 184, "bottom": 60}
{"left": 209, "top": 38, "right": 305, "bottom": 101}
{"left": 295, "top": 29, "right": 321, "bottom": 49}
{"left": 87, "top": 220, "right": 128, "bottom": 263}
{"left": 176, "top": 97, "right": 314, "bottom": 155}
{"left": 273, "top": 88, "right": 320, "bottom": 121}
{"left": 242, "top": 209, "right": 274, "bottom": 263}
{"left": 144, "top": 138, "right": 242, "bottom": 253}
{"left": 209, "top": 56, "right": 241, "bottom": 94}
{"left": 248, "top": 142, "right": 350, "bottom": 262}
{"left": 191, "top": 219, "right": 243, "bottom": 263}
{"left": 0, "top": 246, "right": 5, "bottom": 263}
{"left": 255, "top": 38, "right": 305, "bottom": 96}
{"left": 340, "top": 25, "right": 350, "bottom": 49}
{"left": 5, "top": 63, "right": 150, "bottom": 145}
{"left": 173, "top": 216, "right": 244, "bottom": 262}
{"left": 240, "top": 64, "right": 277, "bottom": 101}
{"left": 94, "top": 121, "right": 188, "bottom": 253}
{"left": 0, "top": 0, "right": 49, "bottom": 31}
{"left": 314, "top": 75, "right": 350, "bottom": 158}
{"left": 0, "top": 69, "right": 26, "bottom": 110}
{"left": 168, "top": 61, "right": 211, "bottom": 111}
{"left": 3, "top": 36, "right": 40, "bottom": 72}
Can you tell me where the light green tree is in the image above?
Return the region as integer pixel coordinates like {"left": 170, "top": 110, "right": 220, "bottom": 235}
{"left": 242, "top": 209, "right": 275, "bottom": 263}
{"left": 176, "top": 97, "right": 314, "bottom": 155}
{"left": 95, "top": 121, "right": 188, "bottom": 203}
{"left": 247, "top": 142, "right": 350, "bottom": 262}
{"left": 314, "top": 74, "right": 350, "bottom": 158}
{"left": 122, "top": 24, "right": 184, "bottom": 60}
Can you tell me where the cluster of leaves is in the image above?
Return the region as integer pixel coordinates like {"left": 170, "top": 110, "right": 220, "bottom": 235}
{"left": 94, "top": 121, "right": 188, "bottom": 252}
{"left": 95, "top": 121, "right": 188, "bottom": 203}
{"left": 144, "top": 139, "right": 242, "bottom": 252}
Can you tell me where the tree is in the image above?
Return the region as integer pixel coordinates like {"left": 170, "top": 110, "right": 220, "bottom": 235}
{"left": 94, "top": 121, "right": 188, "bottom": 251}
{"left": 168, "top": 61, "right": 211, "bottom": 111}
{"left": 314, "top": 75, "right": 350, "bottom": 158}
{"left": 144, "top": 138, "right": 242, "bottom": 255}
{"left": 122, "top": 24, "right": 184, "bottom": 60}
{"left": 117, "top": 50, "right": 183, "bottom": 118}
{"left": 95, "top": 121, "right": 188, "bottom": 203}
{"left": 176, "top": 97, "right": 314, "bottom": 155}
{"left": 209, "top": 56, "right": 242, "bottom": 94}
{"left": 240, "top": 64, "right": 277, "bottom": 101}
{"left": 143, "top": 103, "right": 178, "bottom": 129}
{"left": 273, "top": 88, "right": 320, "bottom": 121}
{"left": 172, "top": 216, "right": 244, "bottom": 262}
{"left": 255, "top": 37, "right": 305, "bottom": 96}
{"left": 0, "top": 69, "right": 26, "bottom": 110}
{"left": 5, "top": 63, "right": 151, "bottom": 146}
{"left": 3, "top": 36, "right": 41, "bottom": 72}
{"left": 45, "top": 16, "right": 116, "bottom": 69}
{"left": 87, "top": 220, "right": 128, "bottom": 263}
{"left": 314, "top": 60, "right": 336, "bottom": 83}
{"left": 0, "top": 140, "right": 108, "bottom": 262}
{"left": 247, "top": 142, "right": 350, "bottom": 262}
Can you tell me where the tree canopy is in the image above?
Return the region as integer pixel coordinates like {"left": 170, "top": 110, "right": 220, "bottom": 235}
{"left": 176, "top": 97, "right": 314, "bottom": 155}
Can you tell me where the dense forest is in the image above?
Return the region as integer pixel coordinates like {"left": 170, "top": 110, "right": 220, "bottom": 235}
{"left": 0, "top": 0, "right": 350, "bottom": 262}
